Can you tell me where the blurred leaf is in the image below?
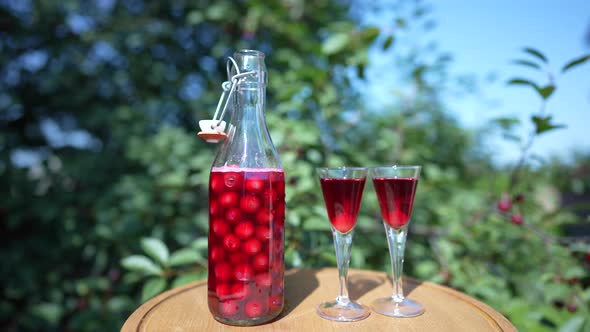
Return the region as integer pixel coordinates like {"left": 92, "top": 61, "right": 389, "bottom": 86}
{"left": 531, "top": 115, "right": 566, "bottom": 135}
{"left": 395, "top": 17, "right": 406, "bottom": 28}
{"left": 535, "top": 84, "right": 556, "bottom": 100}
{"left": 322, "top": 33, "right": 350, "bottom": 55}
{"left": 186, "top": 11, "right": 203, "bottom": 25}
{"left": 507, "top": 78, "right": 539, "bottom": 89}
{"left": 169, "top": 248, "right": 204, "bottom": 267}
{"left": 361, "top": 26, "right": 380, "bottom": 44}
{"left": 559, "top": 316, "right": 585, "bottom": 332}
{"left": 121, "top": 255, "right": 163, "bottom": 276}
{"left": 512, "top": 59, "right": 542, "bottom": 70}
{"left": 523, "top": 47, "right": 548, "bottom": 63}
{"left": 191, "top": 238, "right": 208, "bottom": 250}
{"left": 141, "top": 238, "right": 169, "bottom": 266}
{"left": 302, "top": 218, "right": 331, "bottom": 231}
{"left": 32, "top": 303, "right": 63, "bottom": 325}
{"left": 382, "top": 35, "right": 394, "bottom": 50}
{"left": 141, "top": 277, "right": 167, "bottom": 302}
{"left": 492, "top": 117, "right": 520, "bottom": 130}
{"left": 561, "top": 54, "right": 590, "bottom": 73}
{"left": 172, "top": 272, "right": 205, "bottom": 288}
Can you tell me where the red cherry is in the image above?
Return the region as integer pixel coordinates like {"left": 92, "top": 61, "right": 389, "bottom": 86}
{"left": 255, "top": 273, "right": 273, "bottom": 288}
{"left": 223, "top": 172, "right": 243, "bottom": 190}
{"left": 216, "top": 283, "right": 231, "bottom": 299}
{"left": 235, "top": 221, "right": 255, "bottom": 239}
{"left": 210, "top": 246, "right": 225, "bottom": 263}
{"left": 256, "top": 210, "right": 274, "bottom": 224}
{"left": 256, "top": 225, "right": 271, "bottom": 241}
{"left": 214, "top": 262, "right": 232, "bottom": 282}
{"left": 220, "top": 300, "right": 240, "bottom": 316}
{"left": 224, "top": 207, "right": 241, "bottom": 224}
{"left": 230, "top": 283, "right": 250, "bottom": 299}
{"left": 245, "top": 300, "right": 267, "bottom": 318}
{"left": 219, "top": 192, "right": 238, "bottom": 208}
{"left": 261, "top": 189, "right": 278, "bottom": 207}
{"left": 585, "top": 253, "right": 590, "bottom": 264}
{"left": 229, "top": 252, "right": 249, "bottom": 265}
{"left": 210, "top": 175, "right": 224, "bottom": 193}
{"left": 243, "top": 238, "right": 262, "bottom": 255}
{"left": 497, "top": 200, "right": 511, "bottom": 212}
{"left": 209, "top": 201, "right": 221, "bottom": 217}
{"left": 268, "top": 295, "right": 283, "bottom": 310}
{"left": 223, "top": 234, "right": 241, "bottom": 252}
{"left": 511, "top": 213, "right": 523, "bottom": 225}
{"left": 240, "top": 195, "right": 261, "bottom": 213}
{"left": 211, "top": 219, "right": 229, "bottom": 237}
{"left": 246, "top": 178, "right": 265, "bottom": 194}
{"left": 233, "top": 264, "right": 254, "bottom": 281}
{"left": 567, "top": 304, "right": 577, "bottom": 313}
{"left": 252, "top": 253, "right": 269, "bottom": 271}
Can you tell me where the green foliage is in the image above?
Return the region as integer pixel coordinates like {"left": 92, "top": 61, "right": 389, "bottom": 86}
{"left": 1, "top": 1, "right": 589, "bottom": 331}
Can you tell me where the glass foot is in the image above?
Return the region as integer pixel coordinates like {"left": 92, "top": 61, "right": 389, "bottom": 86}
{"left": 371, "top": 297, "right": 424, "bottom": 318}
{"left": 316, "top": 299, "right": 371, "bottom": 322}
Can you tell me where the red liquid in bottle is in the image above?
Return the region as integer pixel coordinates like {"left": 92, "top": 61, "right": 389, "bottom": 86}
{"left": 320, "top": 178, "right": 366, "bottom": 233}
{"left": 372, "top": 177, "right": 418, "bottom": 229}
{"left": 208, "top": 167, "right": 285, "bottom": 323}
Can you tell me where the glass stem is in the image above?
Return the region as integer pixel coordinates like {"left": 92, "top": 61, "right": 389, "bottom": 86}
{"left": 332, "top": 227, "right": 353, "bottom": 304}
{"left": 385, "top": 224, "right": 408, "bottom": 302}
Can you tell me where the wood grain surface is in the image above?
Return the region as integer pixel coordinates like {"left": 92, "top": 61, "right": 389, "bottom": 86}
{"left": 122, "top": 268, "right": 517, "bottom": 332}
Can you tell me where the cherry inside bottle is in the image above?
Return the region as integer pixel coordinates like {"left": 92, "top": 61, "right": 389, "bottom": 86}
{"left": 208, "top": 168, "right": 285, "bottom": 325}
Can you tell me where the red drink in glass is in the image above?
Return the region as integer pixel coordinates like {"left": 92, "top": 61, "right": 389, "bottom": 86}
{"left": 208, "top": 167, "right": 285, "bottom": 323}
{"left": 372, "top": 177, "right": 418, "bottom": 229}
{"left": 319, "top": 178, "right": 366, "bottom": 233}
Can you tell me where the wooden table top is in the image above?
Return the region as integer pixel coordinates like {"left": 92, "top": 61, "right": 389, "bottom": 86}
{"left": 122, "top": 268, "right": 517, "bottom": 331}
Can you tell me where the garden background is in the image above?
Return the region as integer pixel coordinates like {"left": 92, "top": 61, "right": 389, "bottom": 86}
{"left": 1, "top": 0, "right": 589, "bottom": 331}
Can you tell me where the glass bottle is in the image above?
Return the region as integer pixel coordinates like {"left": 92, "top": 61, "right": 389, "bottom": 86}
{"left": 207, "top": 50, "right": 285, "bottom": 325}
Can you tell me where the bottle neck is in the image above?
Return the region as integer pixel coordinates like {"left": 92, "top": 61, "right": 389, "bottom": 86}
{"left": 233, "top": 83, "right": 267, "bottom": 139}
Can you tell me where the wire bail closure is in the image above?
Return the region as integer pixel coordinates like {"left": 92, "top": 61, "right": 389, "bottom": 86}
{"left": 197, "top": 57, "right": 257, "bottom": 143}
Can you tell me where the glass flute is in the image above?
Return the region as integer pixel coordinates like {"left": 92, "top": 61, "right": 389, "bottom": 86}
{"left": 316, "top": 167, "right": 371, "bottom": 322}
{"left": 370, "top": 165, "right": 424, "bottom": 317}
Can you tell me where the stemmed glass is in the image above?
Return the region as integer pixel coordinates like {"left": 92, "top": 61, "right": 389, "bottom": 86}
{"left": 369, "top": 166, "right": 424, "bottom": 317}
{"left": 316, "top": 167, "right": 371, "bottom": 322}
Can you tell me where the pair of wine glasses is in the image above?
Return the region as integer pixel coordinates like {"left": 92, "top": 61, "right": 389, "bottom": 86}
{"left": 316, "top": 166, "right": 423, "bottom": 321}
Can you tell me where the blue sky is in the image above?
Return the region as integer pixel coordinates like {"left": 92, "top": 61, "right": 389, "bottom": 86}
{"left": 366, "top": 0, "right": 590, "bottom": 164}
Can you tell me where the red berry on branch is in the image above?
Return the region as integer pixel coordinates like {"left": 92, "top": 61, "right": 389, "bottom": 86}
{"left": 513, "top": 194, "right": 525, "bottom": 202}
{"left": 511, "top": 213, "right": 523, "bottom": 225}
{"left": 567, "top": 304, "right": 577, "bottom": 313}
{"left": 497, "top": 200, "right": 511, "bottom": 212}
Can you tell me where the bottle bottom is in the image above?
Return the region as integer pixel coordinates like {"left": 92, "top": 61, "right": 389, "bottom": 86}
{"left": 212, "top": 306, "right": 284, "bottom": 326}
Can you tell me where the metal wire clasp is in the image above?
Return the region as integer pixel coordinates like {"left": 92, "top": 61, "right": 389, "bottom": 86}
{"left": 197, "top": 57, "right": 257, "bottom": 143}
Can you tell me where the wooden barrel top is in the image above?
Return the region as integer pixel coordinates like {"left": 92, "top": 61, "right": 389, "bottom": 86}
{"left": 122, "top": 268, "right": 517, "bottom": 331}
